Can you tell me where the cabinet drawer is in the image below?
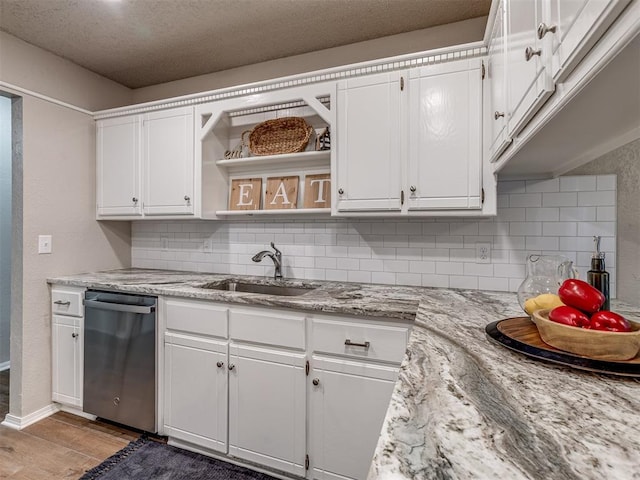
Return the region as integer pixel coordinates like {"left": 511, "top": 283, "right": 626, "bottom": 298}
{"left": 51, "top": 288, "right": 83, "bottom": 317}
{"left": 229, "top": 307, "right": 306, "bottom": 350}
{"left": 312, "top": 317, "right": 410, "bottom": 364}
{"left": 165, "top": 298, "right": 228, "bottom": 338}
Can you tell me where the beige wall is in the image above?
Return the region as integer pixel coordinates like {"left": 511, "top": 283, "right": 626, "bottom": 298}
{"left": 568, "top": 138, "right": 640, "bottom": 307}
{"left": 8, "top": 92, "right": 131, "bottom": 417}
{"left": 0, "top": 32, "right": 134, "bottom": 418}
{"left": 0, "top": 31, "right": 132, "bottom": 111}
{"left": 131, "top": 16, "right": 487, "bottom": 104}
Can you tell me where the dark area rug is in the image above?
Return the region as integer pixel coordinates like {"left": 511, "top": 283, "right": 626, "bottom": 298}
{"left": 79, "top": 437, "right": 278, "bottom": 480}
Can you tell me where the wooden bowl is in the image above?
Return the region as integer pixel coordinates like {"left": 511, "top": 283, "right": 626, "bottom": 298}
{"left": 531, "top": 309, "right": 640, "bottom": 361}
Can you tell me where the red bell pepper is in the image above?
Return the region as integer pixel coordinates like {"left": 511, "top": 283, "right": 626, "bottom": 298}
{"left": 558, "top": 279, "right": 605, "bottom": 314}
{"left": 588, "top": 311, "right": 632, "bottom": 332}
{"left": 548, "top": 305, "right": 590, "bottom": 328}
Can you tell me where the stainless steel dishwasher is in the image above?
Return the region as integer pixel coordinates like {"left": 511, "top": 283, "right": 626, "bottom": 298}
{"left": 83, "top": 290, "right": 157, "bottom": 432}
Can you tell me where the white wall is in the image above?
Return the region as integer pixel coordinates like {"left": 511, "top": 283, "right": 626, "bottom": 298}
{"left": 131, "top": 17, "right": 487, "bottom": 104}
{"left": 132, "top": 175, "right": 617, "bottom": 297}
{"left": 0, "top": 96, "right": 10, "bottom": 367}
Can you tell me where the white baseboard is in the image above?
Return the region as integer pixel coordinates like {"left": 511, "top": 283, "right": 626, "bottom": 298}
{"left": 0, "top": 361, "right": 9, "bottom": 372}
{"left": 1, "top": 403, "right": 59, "bottom": 430}
{"left": 59, "top": 405, "right": 96, "bottom": 420}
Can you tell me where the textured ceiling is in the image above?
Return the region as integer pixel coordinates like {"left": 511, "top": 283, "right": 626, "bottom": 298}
{"left": 0, "top": 0, "right": 491, "bottom": 88}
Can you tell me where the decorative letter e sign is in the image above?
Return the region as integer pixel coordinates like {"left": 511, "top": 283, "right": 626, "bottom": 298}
{"left": 230, "top": 178, "right": 262, "bottom": 210}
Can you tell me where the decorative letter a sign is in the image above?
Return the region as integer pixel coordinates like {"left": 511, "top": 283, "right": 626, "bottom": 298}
{"left": 265, "top": 176, "right": 299, "bottom": 210}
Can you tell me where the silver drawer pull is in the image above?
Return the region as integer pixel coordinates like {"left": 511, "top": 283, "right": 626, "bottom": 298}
{"left": 54, "top": 300, "right": 71, "bottom": 306}
{"left": 345, "top": 339, "right": 370, "bottom": 349}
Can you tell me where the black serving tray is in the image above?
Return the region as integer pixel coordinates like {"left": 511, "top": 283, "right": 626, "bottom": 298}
{"left": 485, "top": 317, "right": 640, "bottom": 377}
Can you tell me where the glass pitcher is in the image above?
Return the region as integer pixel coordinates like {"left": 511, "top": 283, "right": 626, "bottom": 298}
{"left": 517, "top": 254, "right": 577, "bottom": 313}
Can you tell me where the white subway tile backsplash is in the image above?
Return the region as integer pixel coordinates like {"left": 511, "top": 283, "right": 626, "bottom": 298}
{"left": 509, "top": 193, "right": 542, "bottom": 208}
{"left": 578, "top": 190, "right": 615, "bottom": 206}
{"left": 542, "top": 192, "right": 577, "bottom": 207}
{"left": 560, "top": 176, "right": 597, "bottom": 192}
{"left": 131, "top": 175, "right": 617, "bottom": 296}
{"left": 596, "top": 175, "right": 616, "bottom": 191}
{"left": 559, "top": 207, "right": 596, "bottom": 222}
{"left": 525, "top": 178, "right": 559, "bottom": 193}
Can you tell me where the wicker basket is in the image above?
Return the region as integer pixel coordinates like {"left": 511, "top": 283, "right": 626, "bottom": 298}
{"left": 249, "top": 117, "right": 313, "bottom": 156}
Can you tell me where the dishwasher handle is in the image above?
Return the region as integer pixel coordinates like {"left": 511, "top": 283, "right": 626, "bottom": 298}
{"left": 84, "top": 299, "right": 155, "bottom": 315}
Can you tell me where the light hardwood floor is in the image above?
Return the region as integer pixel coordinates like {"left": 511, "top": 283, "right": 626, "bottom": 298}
{"left": 0, "top": 410, "right": 139, "bottom": 479}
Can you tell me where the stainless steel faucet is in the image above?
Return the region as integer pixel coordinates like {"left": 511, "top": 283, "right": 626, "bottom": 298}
{"left": 252, "top": 242, "right": 283, "bottom": 280}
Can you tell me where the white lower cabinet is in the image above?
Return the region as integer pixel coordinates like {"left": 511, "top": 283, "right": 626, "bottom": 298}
{"left": 52, "top": 315, "right": 83, "bottom": 407}
{"left": 51, "top": 286, "right": 85, "bottom": 408}
{"left": 228, "top": 344, "right": 307, "bottom": 476}
{"left": 310, "top": 357, "right": 399, "bottom": 480}
{"left": 164, "top": 333, "right": 228, "bottom": 452}
{"left": 160, "top": 298, "right": 411, "bottom": 480}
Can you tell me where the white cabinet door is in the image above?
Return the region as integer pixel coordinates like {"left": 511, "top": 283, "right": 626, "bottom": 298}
{"left": 310, "top": 357, "right": 399, "bottom": 480}
{"left": 408, "top": 59, "right": 483, "bottom": 210}
{"left": 164, "top": 333, "right": 228, "bottom": 452}
{"left": 228, "top": 344, "right": 306, "bottom": 477}
{"left": 506, "top": 0, "right": 554, "bottom": 137}
{"left": 335, "top": 71, "right": 404, "bottom": 212}
{"left": 143, "top": 106, "right": 195, "bottom": 216}
{"left": 52, "top": 315, "right": 82, "bottom": 407}
{"left": 548, "top": 0, "right": 630, "bottom": 81}
{"left": 486, "top": 0, "right": 511, "bottom": 162}
{"left": 96, "top": 116, "right": 142, "bottom": 217}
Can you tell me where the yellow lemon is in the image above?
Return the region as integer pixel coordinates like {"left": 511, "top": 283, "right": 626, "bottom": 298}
{"left": 524, "top": 297, "right": 538, "bottom": 315}
{"left": 535, "top": 293, "right": 564, "bottom": 310}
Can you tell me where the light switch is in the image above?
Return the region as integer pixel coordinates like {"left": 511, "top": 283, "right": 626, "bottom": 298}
{"left": 38, "top": 235, "right": 52, "bottom": 254}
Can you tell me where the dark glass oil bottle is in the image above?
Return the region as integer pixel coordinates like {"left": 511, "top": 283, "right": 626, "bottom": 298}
{"left": 587, "top": 236, "right": 610, "bottom": 311}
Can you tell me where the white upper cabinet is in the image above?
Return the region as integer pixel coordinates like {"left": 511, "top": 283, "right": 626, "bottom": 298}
{"left": 407, "top": 58, "right": 483, "bottom": 211}
{"left": 506, "top": 0, "right": 554, "bottom": 137}
{"left": 96, "top": 116, "right": 142, "bottom": 217}
{"left": 548, "top": 0, "right": 631, "bottom": 82}
{"left": 335, "top": 71, "right": 404, "bottom": 213}
{"left": 143, "top": 107, "right": 195, "bottom": 216}
{"left": 96, "top": 106, "right": 196, "bottom": 220}
{"left": 486, "top": 0, "right": 511, "bottom": 162}
{"left": 335, "top": 63, "right": 491, "bottom": 216}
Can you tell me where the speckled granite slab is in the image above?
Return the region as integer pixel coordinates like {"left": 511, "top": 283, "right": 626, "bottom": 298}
{"left": 370, "top": 291, "right": 640, "bottom": 480}
{"left": 47, "top": 268, "right": 424, "bottom": 321}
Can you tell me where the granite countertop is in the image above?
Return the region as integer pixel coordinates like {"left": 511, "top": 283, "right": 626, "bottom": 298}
{"left": 47, "top": 268, "right": 426, "bottom": 321}
{"left": 370, "top": 291, "right": 640, "bottom": 480}
{"left": 49, "top": 268, "right": 640, "bottom": 479}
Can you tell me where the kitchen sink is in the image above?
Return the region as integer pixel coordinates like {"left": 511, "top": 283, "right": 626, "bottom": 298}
{"left": 199, "top": 280, "right": 316, "bottom": 296}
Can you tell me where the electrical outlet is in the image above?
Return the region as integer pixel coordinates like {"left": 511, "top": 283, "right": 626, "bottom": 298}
{"left": 38, "top": 235, "right": 52, "bottom": 254}
{"left": 203, "top": 239, "right": 213, "bottom": 253}
{"left": 475, "top": 242, "right": 491, "bottom": 264}
{"left": 160, "top": 235, "right": 169, "bottom": 251}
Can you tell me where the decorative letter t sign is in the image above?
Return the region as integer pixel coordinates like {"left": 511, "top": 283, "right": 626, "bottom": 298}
{"left": 265, "top": 176, "right": 299, "bottom": 210}
{"left": 303, "top": 173, "right": 331, "bottom": 208}
{"left": 230, "top": 178, "right": 262, "bottom": 210}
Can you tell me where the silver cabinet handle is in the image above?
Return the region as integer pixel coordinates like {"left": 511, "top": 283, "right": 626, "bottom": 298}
{"left": 216, "top": 361, "right": 224, "bottom": 368}
{"left": 54, "top": 300, "right": 71, "bottom": 306}
{"left": 494, "top": 111, "right": 505, "bottom": 120}
{"left": 228, "top": 364, "right": 235, "bottom": 370}
{"left": 525, "top": 46, "right": 542, "bottom": 61}
{"left": 312, "top": 378, "right": 320, "bottom": 386}
{"left": 345, "top": 339, "right": 370, "bottom": 349}
{"left": 184, "top": 195, "right": 190, "bottom": 202}
{"left": 537, "top": 22, "right": 556, "bottom": 39}
{"left": 338, "top": 188, "right": 344, "bottom": 195}
{"left": 409, "top": 185, "right": 416, "bottom": 193}
{"left": 71, "top": 332, "right": 78, "bottom": 338}
{"left": 132, "top": 197, "right": 138, "bottom": 203}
